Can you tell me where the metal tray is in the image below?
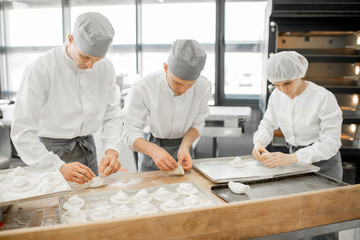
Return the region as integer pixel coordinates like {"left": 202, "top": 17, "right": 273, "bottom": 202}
{"left": 0, "top": 166, "right": 71, "bottom": 207}
{"left": 193, "top": 155, "right": 320, "bottom": 183}
{"left": 211, "top": 172, "right": 349, "bottom": 203}
{"left": 58, "top": 181, "right": 223, "bottom": 224}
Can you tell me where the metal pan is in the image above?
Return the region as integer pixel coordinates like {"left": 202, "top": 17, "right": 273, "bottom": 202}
{"left": 211, "top": 172, "right": 348, "bottom": 203}
{"left": 193, "top": 155, "right": 320, "bottom": 183}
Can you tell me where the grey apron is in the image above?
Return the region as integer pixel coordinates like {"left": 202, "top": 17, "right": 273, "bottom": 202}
{"left": 39, "top": 135, "right": 98, "bottom": 175}
{"left": 138, "top": 132, "right": 194, "bottom": 172}
{"left": 288, "top": 144, "right": 342, "bottom": 240}
{"left": 288, "top": 144, "right": 343, "bottom": 181}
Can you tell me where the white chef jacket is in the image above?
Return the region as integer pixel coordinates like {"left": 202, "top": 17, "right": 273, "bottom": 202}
{"left": 11, "top": 41, "right": 123, "bottom": 170}
{"left": 253, "top": 81, "right": 342, "bottom": 164}
{"left": 122, "top": 71, "right": 212, "bottom": 151}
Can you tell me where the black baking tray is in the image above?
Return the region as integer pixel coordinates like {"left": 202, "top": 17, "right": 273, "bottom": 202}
{"left": 211, "top": 172, "right": 349, "bottom": 203}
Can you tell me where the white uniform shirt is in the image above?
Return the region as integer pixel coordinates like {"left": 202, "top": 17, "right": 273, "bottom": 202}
{"left": 11, "top": 42, "right": 123, "bottom": 170}
{"left": 122, "top": 71, "right": 211, "bottom": 151}
{"left": 253, "top": 81, "right": 342, "bottom": 164}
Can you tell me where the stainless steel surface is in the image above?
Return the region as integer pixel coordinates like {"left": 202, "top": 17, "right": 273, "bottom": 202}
{"left": 193, "top": 155, "right": 320, "bottom": 183}
{"left": 211, "top": 172, "right": 348, "bottom": 203}
{"left": 58, "top": 181, "right": 223, "bottom": 224}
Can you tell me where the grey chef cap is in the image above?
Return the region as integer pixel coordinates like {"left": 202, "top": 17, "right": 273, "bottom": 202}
{"left": 265, "top": 51, "right": 308, "bottom": 83}
{"left": 72, "top": 12, "right": 114, "bottom": 58}
{"left": 167, "top": 39, "right": 207, "bottom": 81}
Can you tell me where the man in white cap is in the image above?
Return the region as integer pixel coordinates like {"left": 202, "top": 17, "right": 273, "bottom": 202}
{"left": 253, "top": 51, "right": 343, "bottom": 181}
{"left": 122, "top": 39, "right": 211, "bottom": 172}
{"left": 11, "top": 12, "right": 124, "bottom": 183}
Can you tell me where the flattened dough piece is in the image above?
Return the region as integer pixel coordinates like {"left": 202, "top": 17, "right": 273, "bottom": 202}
{"left": 8, "top": 176, "right": 36, "bottom": 193}
{"left": 177, "top": 183, "right": 198, "bottom": 195}
{"left": 63, "top": 195, "right": 85, "bottom": 210}
{"left": 62, "top": 207, "right": 86, "bottom": 224}
{"left": 228, "top": 181, "right": 250, "bottom": 194}
{"left": 229, "top": 156, "right": 245, "bottom": 168}
{"left": 168, "top": 164, "right": 184, "bottom": 176}
{"left": 82, "top": 176, "right": 107, "bottom": 189}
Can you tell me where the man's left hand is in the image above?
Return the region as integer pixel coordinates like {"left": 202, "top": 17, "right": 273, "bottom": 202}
{"left": 177, "top": 146, "right": 192, "bottom": 171}
{"left": 98, "top": 149, "right": 121, "bottom": 177}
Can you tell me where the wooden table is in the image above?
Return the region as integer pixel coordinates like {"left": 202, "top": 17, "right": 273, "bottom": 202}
{"left": 0, "top": 169, "right": 360, "bottom": 240}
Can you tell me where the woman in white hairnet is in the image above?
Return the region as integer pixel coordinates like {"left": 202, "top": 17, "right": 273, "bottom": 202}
{"left": 252, "top": 51, "right": 343, "bottom": 181}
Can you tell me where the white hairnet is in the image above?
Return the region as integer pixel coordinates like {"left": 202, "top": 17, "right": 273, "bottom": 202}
{"left": 265, "top": 51, "right": 308, "bottom": 83}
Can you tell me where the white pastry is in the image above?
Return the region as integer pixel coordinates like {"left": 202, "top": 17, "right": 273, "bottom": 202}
{"left": 63, "top": 195, "right": 85, "bottom": 210}
{"left": 160, "top": 200, "right": 182, "bottom": 212}
{"left": 82, "top": 176, "right": 107, "bottom": 189}
{"left": 168, "top": 164, "right": 184, "bottom": 176}
{"left": 132, "top": 189, "right": 153, "bottom": 203}
{"left": 177, "top": 183, "right": 198, "bottom": 195}
{"left": 135, "top": 202, "right": 158, "bottom": 215}
{"left": 39, "top": 171, "right": 63, "bottom": 186}
{"left": 228, "top": 181, "right": 250, "bottom": 194}
{"left": 8, "top": 176, "right": 36, "bottom": 193}
{"left": 8, "top": 166, "right": 27, "bottom": 178}
{"left": 229, "top": 156, "right": 245, "bottom": 168}
{"left": 183, "top": 195, "right": 205, "bottom": 208}
{"left": 114, "top": 205, "right": 136, "bottom": 218}
{"left": 90, "top": 206, "right": 113, "bottom": 221}
{"left": 151, "top": 187, "right": 179, "bottom": 202}
{"left": 110, "top": 190, "right": 131, "bottom": 204}
{"left": 0, "top": 175, "right": 4, "bottom": 182}
{"left": 62, "top": 207, "right": 86, "bottom": 224}
{"left": 38, "top": 182, "right": 55, "bottom": 193}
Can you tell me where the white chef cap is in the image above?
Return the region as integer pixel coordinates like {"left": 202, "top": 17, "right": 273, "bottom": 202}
{"left": 167, "top": 39, "right": 207, "bottom": 81}
{"left": 72, "top": 12, "right": 114, "bottom": 58}
{"left": 265, "top": 51, "right": 308, "bottom": 83}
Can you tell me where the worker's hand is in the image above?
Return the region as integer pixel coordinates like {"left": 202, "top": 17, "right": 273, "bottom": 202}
{"left": 150, "top": 146, "right": 178, "bottom": 171}
{"left": 60, "top": 162, "right": 95, "bottom": 184}
{"left": 260, "top": 152, "right": 297, "bottom": 168}
{"left": 177, "top": 145, "right": 192, "bottom": 171}
{"left": 98, "top": 149, "right": 121, "bottom": 177}
{"left": 252, "top": 140, "right": 269, "bottom": 161}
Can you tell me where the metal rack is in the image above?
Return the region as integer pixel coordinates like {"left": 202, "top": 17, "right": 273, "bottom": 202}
{"left": 263, "top": 0, "right": 360, "bottom": 183}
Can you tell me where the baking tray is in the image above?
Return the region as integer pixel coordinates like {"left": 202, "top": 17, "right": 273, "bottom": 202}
{"left": 193, "top": 155, "right": 320, "bottom": 183}
{"left": 0, "top": 166, "right": 71, "bottom": 207}
{"left": 211, "top": 172, "right": 349, "bottom": 203}
{"left": 58, "top": 181, "right": 223, "bottom": 224}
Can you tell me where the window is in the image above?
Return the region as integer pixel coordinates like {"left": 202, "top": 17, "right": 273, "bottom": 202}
{"left": 224, "top": 0, "right": 267, "bottom": 98}
{"left": 141, "top": 0, "right": 216, "bottom": 104}
{"left": 70, "top": 1, "right": 137, "bottom": 85}
{"left": 0, "top": 0, "right": 268, "bottom": 105}
{"left": 2, "top": 0, "right": 62, "bottom": 96}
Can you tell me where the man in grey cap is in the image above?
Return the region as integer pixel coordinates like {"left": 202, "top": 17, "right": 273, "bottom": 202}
{"left": 11, "top": 12, "right": 124, "bottom": 183}
{"left": 122, "top": 39, "right": 212, "bottom": 172}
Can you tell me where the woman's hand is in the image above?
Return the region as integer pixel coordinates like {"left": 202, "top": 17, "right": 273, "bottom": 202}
{"left": 252, "top": 140, "right": 269, "bottom": 161}
{"left": 260, "top": 152, "right": 297, "bottom": 167}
